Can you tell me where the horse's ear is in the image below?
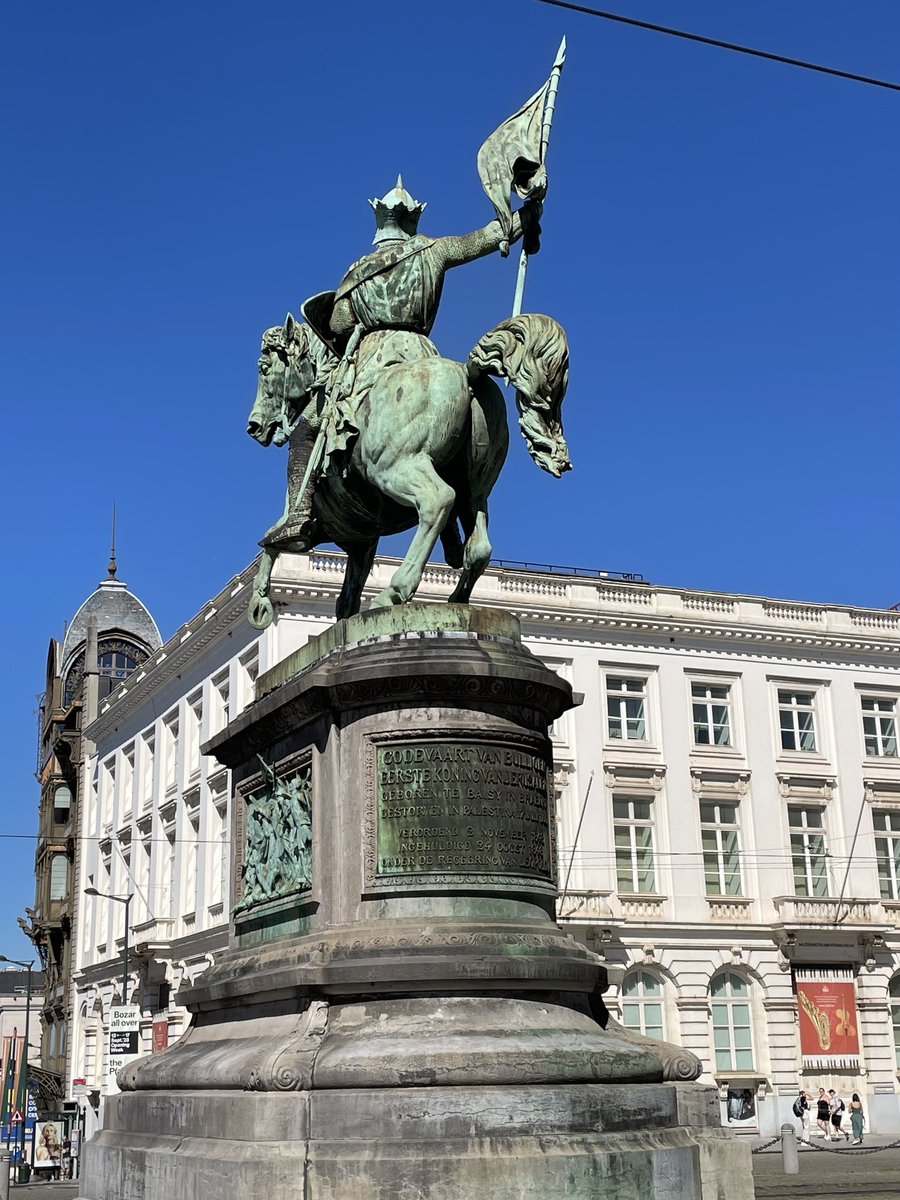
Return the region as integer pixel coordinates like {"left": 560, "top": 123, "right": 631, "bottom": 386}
{"left": 284, "top": 311, "right": 296, "bottom": 340}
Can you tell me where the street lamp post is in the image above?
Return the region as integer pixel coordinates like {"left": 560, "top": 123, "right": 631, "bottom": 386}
{"left": 83, "top": 890, "right": 133, "bottom": 1005}
{"left": 0, "top": 956, "right": 34, "bottom": 1173}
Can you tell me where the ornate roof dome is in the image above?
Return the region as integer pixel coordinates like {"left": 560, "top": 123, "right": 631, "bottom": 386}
{"left": 60, "top": 543, "right": 162, "bottom": 706}
{"left": 61, "top": 574, "right": 162, "bottom": 670}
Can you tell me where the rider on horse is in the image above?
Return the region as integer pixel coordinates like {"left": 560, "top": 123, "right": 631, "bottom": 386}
{"left": 267, "top": 177, "right": 542, "bottom": 550}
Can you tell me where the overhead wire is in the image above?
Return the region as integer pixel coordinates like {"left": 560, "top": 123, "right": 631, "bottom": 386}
{"left": 533, "top": 0, "right": 900, "bottom": 92}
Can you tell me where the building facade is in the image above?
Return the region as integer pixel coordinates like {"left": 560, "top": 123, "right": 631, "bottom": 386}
{"left": 25, "top": 557, "right": 161, "bottom": 1106}
{"left": 67, "top": 552, "right": 900, "bottom": 1136}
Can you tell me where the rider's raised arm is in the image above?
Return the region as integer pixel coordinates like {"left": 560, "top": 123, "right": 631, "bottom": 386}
{"left": 436, "top": 202, "right": 539, "bottom": 271}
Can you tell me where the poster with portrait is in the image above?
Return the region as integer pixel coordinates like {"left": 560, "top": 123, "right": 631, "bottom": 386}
{"left": 33, "top": 1120, "right": 65, "bottom": 1167}
{"left": 796, "top": 968, "right": 860, "bottom": 1069}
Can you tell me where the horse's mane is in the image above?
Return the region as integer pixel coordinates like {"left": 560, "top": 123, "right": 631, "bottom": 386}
{"left": 286, "top": 320, "right": 337, "bottom": 383}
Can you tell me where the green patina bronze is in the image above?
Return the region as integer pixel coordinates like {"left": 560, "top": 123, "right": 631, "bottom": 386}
{"left": 245, "top": 48, "right": 571, "bottom": 629}
{"left": 236, "top": 757, "right": 312, "bottom": 913}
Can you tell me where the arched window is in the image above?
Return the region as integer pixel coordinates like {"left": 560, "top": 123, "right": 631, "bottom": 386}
{"left": 710, "top": 971, "right": 754, "bottom": 1072}
{"left": 53, "top": 785, "right": 72, "bottom": 825}
{"left": 98, "top": 646, "right": 139, "bottom": 699}
{"left": 49, "top": 853, "right": 69, "bottom": 901}
{"left": 621, "top": 969, "right": 665, "bottom": 1040}
{"left": 890, "top": 977, "right": 900, "bottom": 1068}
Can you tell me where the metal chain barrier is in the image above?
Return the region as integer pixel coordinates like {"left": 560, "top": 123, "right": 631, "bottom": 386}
{"left": 796, "top": 1133, "right": 900, "bottom": 1156}
{"left": 750, "top": 1136, "right": 781, "bottom": 1154}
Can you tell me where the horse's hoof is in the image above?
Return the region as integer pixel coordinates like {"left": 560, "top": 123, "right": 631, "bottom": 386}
{"left": 248, "top": 595, "right": 275, "bottom": 629}
{"left": 369, "top": 590, "right": 398, "bottom": 610}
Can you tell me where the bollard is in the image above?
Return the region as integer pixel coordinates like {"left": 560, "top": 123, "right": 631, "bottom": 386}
{"left": 0, "top": 1149, "right": 11, "bottom": 1200}
{"left": 781, "top": 1122, "right": 800, "bottom": 1175}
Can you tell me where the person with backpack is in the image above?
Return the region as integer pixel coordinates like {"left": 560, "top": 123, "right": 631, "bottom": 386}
{"left": 792, "top": 1089, "right": 811, "bottom": 1137}
{"left": 849, "top": 1092, "right": 866, "bottom": 1145}
{"left": 829, "top": 1089, "right": 849, "bottom": 1141}
{"left": 814, "top": 1088, "right": 831, "bottom": 1138}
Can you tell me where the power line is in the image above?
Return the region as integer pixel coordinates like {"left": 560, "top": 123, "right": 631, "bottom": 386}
{"left": 533, "top": 0, "right": 900, "bottom": 92}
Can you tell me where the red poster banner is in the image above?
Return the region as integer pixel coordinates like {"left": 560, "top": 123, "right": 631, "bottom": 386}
{"left": 151, "top": 1020, "right": 169, "bottom": 1053}
{"left": 797, "top": 974, "right": 860, "bottom": 1069}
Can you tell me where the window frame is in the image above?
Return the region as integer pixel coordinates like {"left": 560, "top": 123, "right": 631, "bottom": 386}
{"left": 699, "top": 798, "right": 744, "bottom": 897}
{"left": 873, "top": 808, "right": 900, "bottom": 901}
{"left": 787, "top": 803, "right": 830, "bottom": 897}
{"left": 690, "top": 678, "right": 736, "bottom": 751}
{"left": 777, "top": 688, "right": 819, "bottom": 754}
{"left": 613, "top": 793, "right": 657, "bottom": 894}
{"left": 890, "top": 977, "right": 900, "bottom": 1069}
{"left": 620, "top": 968, "right": 666, "bottom": 1041}
{"left": 861, "top": 694, "right": 899, "bottom": 760}
{"left": 710, "top": 970, "right": 755, "bottom": 1073}
{"left": 602, "top": 671, "right": 656, "bottom": 749}
{"left": 49, "top": 852, "right": 69, "bottom": 901}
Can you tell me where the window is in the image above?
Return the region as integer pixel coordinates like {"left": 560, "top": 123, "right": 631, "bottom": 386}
{"left": 211, "top": 670, "right": 230, "bottom": 735}
{"left": 890, "top": 977, "right": 900, "bottom": 1069}
{"left": 183, "top": 816, "right": 199, "bottom": 916}
{"left": 700, "top": 800, "right": 743, "bottom": 896}
{"left": 238, "top": 649, "right": 259, "bottom": 713}
{"left": 606, "top": 677, "right": 648, "bottom": 742}
{"left": 100, "top": 758, "right": 115, "bottom": 825}
{"left": 778, "top": 689, "right": 817, "bottom": 753}
{"left": 874, "top": 809, "right": 900, "bottom": 900}
{"left": 209, "top": 779, "right": 229, "bottom": 908}
{"left": 121, "top": 745, "right": 135, "bottom": 816}
{"left": 162, "top": 832, "right": 177, "bottom": 916}
{"left": 98, "top": 647, "right": 139, "bottom": 700}
{"left": 788, "top": 805, "right": 828, "bottom": 897}
{"left": 163, "top": 713, "right": 179, "bottom": 793}
{"left": 710, "top": 971, "right": 754, "bottom": 1072}
{"left": 141, "top": 731, "right": 155, "bottom": 810}
{"left": 49, "top": 853, "right": 69, "bottom": 900}
{"left": 186, "top": 693, "right": 202, "bottom": 778}
{"left": 862, "top": 697, "right": 898, "bottom": 758}
{"left": 613, "top": 796, "right": 656, "bottom": 893}
{"left": 52, "top": 785, "right": 72, "bottom": 825}
{"left": 621, "top": 970, "right": 665, "bottom": 1040}
{"left": 692, "top": 683, "right": 732, "bottom": 747}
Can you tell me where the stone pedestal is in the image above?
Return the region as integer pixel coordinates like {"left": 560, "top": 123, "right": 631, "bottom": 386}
{"left": 80, "top": 605, "right": 752, "bottom": 1200}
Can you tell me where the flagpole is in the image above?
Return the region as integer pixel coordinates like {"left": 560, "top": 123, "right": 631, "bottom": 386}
{"left": 511, "top": 35, "right": 567, "bottom": 317}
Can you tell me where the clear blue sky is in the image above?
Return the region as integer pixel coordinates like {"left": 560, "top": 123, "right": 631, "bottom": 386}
{"left": 1, "top": 1, "right": 898, "bottom": 958}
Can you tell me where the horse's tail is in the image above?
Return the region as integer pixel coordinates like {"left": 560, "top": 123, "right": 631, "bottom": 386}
{"left": 466, "top": 313, "right": 572, "bottom": 478}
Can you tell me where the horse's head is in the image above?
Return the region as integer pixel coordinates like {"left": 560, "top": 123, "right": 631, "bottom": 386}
{"left": 247, "top": 312, "right": 317, "bottom": 447}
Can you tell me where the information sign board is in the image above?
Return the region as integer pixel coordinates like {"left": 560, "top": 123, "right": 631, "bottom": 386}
{"left": 106, "top": 1004, "right": 142, "bottom": 1093}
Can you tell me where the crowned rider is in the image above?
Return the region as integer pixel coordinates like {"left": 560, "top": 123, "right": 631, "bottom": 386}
{"left": 268, "top": 178, "right": 541, "bottom": 547}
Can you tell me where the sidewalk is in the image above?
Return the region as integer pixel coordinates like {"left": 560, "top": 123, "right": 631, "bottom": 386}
{"left": 750, "top": 1132, "right": 900, "bottom": 1198}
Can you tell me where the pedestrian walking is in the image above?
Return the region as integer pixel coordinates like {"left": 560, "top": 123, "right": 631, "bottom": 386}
{"left": 829, "top": 1089, "right": 849, "bottom": 1141}
{"left": 791, "top": 1089, "right": 811, "bottom": 1137}
{"left": 849, "top": 1092, "right": 865, "bottom": 1145}
{"left": 815, "top": 1088, "right": 831, "bottom": 1138}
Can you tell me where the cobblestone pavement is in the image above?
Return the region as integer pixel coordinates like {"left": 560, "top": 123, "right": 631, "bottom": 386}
{"left": 751, "top": 1135, "right": 900, "bottom": 1198}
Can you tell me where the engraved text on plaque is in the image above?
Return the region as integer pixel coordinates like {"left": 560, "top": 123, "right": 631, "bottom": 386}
{"left": 376, "top": 740, "right": 552, "bottom": 879}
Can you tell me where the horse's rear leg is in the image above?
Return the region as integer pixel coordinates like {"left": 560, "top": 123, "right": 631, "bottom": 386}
{"left": 448, "top": 502, "right": 492, "bottom": 604}
{"left": 448, "top": 374, "right": 506, "bottom": 604}
{"left": 369, "top": 456, "right": 456, "bottom": 608}
{"left": 334, "top": 538, "right": 379, "bottom": 619}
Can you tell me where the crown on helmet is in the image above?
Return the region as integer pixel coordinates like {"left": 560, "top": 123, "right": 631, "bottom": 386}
{"left": 369, "top": 175, "right": 427, "bottom": 245}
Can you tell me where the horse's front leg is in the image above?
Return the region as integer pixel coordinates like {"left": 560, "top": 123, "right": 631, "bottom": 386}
{"left": 248, "top": 548, "right": 278, "bottom": 629}
{"left": 368, "top": 455, "right": 456, "bottom": 608}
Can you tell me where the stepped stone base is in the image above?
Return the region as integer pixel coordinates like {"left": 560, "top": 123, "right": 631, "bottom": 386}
{"left": 82, "top": 1081, "right": 749, "bottom": 1200}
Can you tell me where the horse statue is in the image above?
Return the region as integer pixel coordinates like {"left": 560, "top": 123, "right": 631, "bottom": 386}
{"left": 245, "top": 312, "right": 570, "bottom": 627}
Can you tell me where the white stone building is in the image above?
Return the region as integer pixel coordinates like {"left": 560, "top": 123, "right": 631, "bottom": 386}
{"left": 70, "top": 552, "right": 900, "bottom": 1136}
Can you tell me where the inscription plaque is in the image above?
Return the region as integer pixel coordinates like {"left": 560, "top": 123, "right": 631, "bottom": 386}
{"left": 376, "top": 739, "right": 552, "bottom": 879}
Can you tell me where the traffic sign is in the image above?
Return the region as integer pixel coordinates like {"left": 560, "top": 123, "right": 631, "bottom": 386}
{"left": 9, "top": 1107, "right": 23, "bottom": 1124}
